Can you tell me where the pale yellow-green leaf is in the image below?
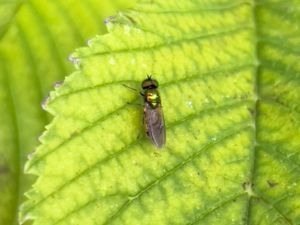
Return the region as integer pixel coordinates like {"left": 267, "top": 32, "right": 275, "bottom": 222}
{"left": 0, "top": 0, "right": 136, "bottom": 224}
{"left": 21, "top": 0, "right": 300, "bottom": 225}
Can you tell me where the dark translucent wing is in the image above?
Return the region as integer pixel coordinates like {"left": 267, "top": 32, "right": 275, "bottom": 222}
{"left": 144, "top": 102, "right": 166, "bottom": 148}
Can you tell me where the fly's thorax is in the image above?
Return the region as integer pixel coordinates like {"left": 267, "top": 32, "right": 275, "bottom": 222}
{"left": 144, "top": 89, "right": 160, "bottom": 108}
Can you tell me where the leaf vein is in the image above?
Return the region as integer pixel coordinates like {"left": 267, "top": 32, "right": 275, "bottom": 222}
{"left": 132, "top": 1, "right": 250, "bottom": 14}
{"left": 51, "top": 123, "right": 251, "bottom": 225}
{"left": 186, "top": 193, "right": 245, "bottom": 225}
{"left": 102, "top": 124, "right": 251, "bottom": 225}
{"left": 81, "top": 25, "right": 253, "bottom": 59}
{"left": 259, "top": 142, "right": 300, "bottom": 172}
{"left": 28, "top": 63, "right": 253, "bottom": 170}
{"left": 25, "top": 99, "right": 251, "bottom": 215}
{"left": 52, "top": 63, "right": 254, "bottom": 103}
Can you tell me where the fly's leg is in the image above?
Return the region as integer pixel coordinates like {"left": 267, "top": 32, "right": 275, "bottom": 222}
{"left": 121, "top": 83, "right": 145, "bottom": 96}
{"left": 126, "top": 102, "right": 143, "bottom": 106}
{"left": 123, "top": 83, "right": 147, "bottom": 138}
{"left": 122, "top": 84, "right": 139, "bottom": 92}
{"left": 122, "top": 84, "right": 143, "bottom": 106}
{"left": 135, "top": 108, "right": 147, "bottom": 141}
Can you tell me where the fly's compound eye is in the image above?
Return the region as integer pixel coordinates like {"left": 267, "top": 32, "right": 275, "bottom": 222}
{"left": 142, "top": 79, "right": 158, "bottom": 89}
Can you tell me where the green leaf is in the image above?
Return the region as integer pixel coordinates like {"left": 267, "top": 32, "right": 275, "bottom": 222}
{"left": 0, "top": 0, "right": 135, "bottom": 225}
{"left": 21, "top": 0, "right": 300, "bottom": 225}
{"left": 0, "top": 0, "right": 23, "bottom": 39}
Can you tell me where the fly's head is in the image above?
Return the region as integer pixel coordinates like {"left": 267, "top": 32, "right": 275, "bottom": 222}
{"left": 142, "top": 75, "right": 158, "bottom": 90}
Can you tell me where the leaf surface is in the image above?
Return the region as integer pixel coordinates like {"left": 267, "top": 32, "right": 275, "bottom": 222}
{"left": 0, "top": 0, "right": 135, "bottom": 224}
{"left": 21, "top": 0, "right": 300, "bottom": 225}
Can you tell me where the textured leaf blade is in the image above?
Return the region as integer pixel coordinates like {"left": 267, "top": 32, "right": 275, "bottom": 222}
{"left": 21, "top": 0, "right": 300, "bottom": 225}
{"left": 0, "top": 0, "right": 135, "bottom": 224}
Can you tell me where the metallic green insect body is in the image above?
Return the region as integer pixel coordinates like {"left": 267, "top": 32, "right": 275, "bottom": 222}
{"left": 141, "top": 76, "right": 166, "bottom": 148}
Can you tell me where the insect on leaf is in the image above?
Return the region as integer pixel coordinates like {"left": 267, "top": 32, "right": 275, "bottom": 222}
{"left": 20, "top": 0, "right": 300, "bottom": 225}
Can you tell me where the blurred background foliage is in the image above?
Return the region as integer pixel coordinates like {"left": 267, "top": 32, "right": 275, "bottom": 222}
{"left": 0, "top": 0, "right": 136, "bottom": 224}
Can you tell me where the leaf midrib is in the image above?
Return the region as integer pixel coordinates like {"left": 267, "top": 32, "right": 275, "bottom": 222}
{"left": 241, "top": 2, "right": 294, "bottom": 225}
{"left": 243, "top": 2, "right": 259, "bottom": 224}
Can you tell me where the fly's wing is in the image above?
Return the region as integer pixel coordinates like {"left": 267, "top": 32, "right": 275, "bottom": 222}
{"left": 144, "top": 102, "right": 166, "bottom": 148}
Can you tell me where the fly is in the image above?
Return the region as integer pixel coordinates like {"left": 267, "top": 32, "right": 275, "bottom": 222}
{"left": 141, "top": 75, "right": 166, "bottom": 148}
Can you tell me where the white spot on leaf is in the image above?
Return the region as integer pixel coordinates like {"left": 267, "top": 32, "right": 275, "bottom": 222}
{"left": 109, "top": 57, "right": 116, "bottom": 65}
{"left": 68, "top": 55, "right": 81, "bottom": 68}
{"left": 131, "top": 58, "right": 136, "bottom": 64}
{"left": 87, "top": 39, "right": 93, "bottom": 46}
{"left": 41, "top": 95, "right": 50, "bottom": 110}
{"left": 187, "top": 100, "right": 193, "bottom": 108}
{"left": 53, "top": 81, "right": 63, "bottom": 88}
